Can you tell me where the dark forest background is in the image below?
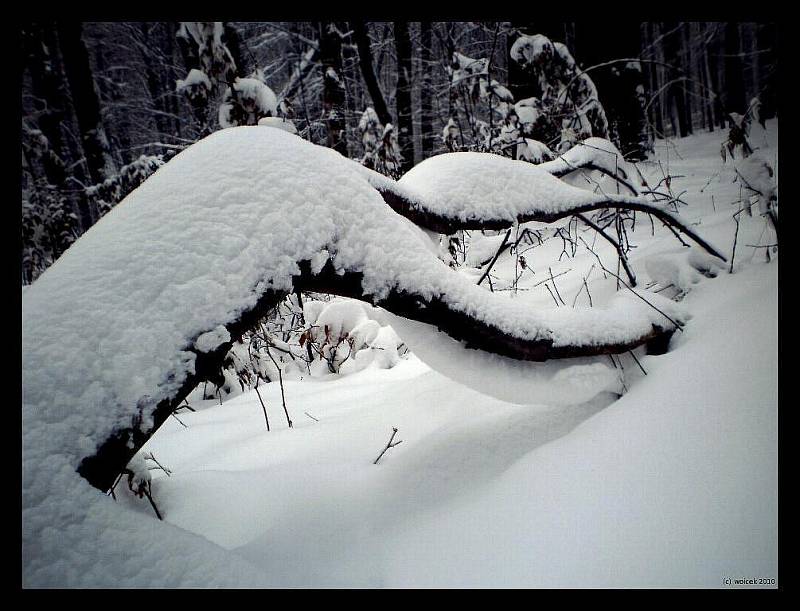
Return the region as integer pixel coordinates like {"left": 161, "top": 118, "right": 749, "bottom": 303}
{"left": 20, "top": 22, "right": 778, "bottom": 284}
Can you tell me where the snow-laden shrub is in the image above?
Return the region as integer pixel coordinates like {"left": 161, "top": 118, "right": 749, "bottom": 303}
{"left": 219, "top": 77, "right": 279, "bottom": 128}
{"left": 359, "top": 107, "right": 403, "bottom": 178}
{"left": 176, "top": 68, "right": 213, "bottom": 105}
{"left": 721, "top": 98, "right": 778, "bottom": 229}
{"left": 301, "top": 297, "right": 405, "bottom": 375}
{"left": 199, "top": 293, "right": 407, "bottom": 402}
{"left": 444, "top": 36, "right": 609, "bottom": 161}
{"left": 176, "top": 22, "right": 236, "bottom": 89}
{"left": 516, "top": 137, "right": 556, "bottom": 164}
{"left": 510, "top": 34, "right": 609, "bottom": 151}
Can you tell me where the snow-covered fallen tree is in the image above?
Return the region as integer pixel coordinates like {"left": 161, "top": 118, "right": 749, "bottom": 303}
{"left": 22, "top": 125, "right": 725, "bottom": 585}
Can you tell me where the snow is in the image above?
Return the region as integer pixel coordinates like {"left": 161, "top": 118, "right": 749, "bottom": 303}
{"left": 358, "top": 106, "right": 380, "bottom": 131}
{"left": 517, "top": 138, "right": 555, "bottom": 164}
{"left": 176, "top": 68, "right": 211, "bottom": 93}
{"left": 644, "top": 248, "right": 725, "bottom": 295}
{"left": 380, "top": 266, "right": 776, "bottom": 587}
{"left": 510, "top": 34, "right": 554, "bottom": 67}
{"left": 194, "top": 325, "right": 230, "bottom": 353}
{"left": 22, "top": 120, "right": 778, "bottom": 587}
{"left": 515, "top": 97, "right": 541, "bottom": 126}
{"left": 396, "top": 148, "right": 656, "bottom": 225}
{"left": 257, "top": 116, "right": 297, "bottom": 134}
{"left": 540, "top": 137, "right": 635, "bottom": 180}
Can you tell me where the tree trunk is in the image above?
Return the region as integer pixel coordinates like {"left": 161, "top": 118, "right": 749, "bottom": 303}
{"left": 57, "top": 22, "right": 112, "bottom": 186}
{"left": 22, "top": 23, "right": 69, "bottom": 189}
{"left": 419, "top": 21, "right": 436, "bottom": 159}
{"left": 318, "top": 21, "right": 348, "bottom": 156}
{"left": 723, "top": 22, "right": 747, "bottom": 115}
{"left": 353, "top": 22, "right": 392, "bottom": 126}
{"left": 224, "top": 22, "right": 250, "bottom": 77}
{"left": 394, "top": 21, "right": 415, "bottom": 173}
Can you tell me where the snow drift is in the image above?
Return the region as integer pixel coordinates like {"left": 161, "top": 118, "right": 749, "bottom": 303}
{"left": 22, "top": 125, "right": 722, "bottom": 586}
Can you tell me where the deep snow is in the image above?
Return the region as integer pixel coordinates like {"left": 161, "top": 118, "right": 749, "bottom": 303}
{"left": 22, "top": 120, "right": 778, "bottom": 587}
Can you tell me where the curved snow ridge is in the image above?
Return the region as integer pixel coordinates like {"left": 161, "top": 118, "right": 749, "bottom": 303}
{"left": 23, "top": 126, "right": 683, "bottom": 585}
{"left": 393, "top": 149, "right": 646, "bottom": 223}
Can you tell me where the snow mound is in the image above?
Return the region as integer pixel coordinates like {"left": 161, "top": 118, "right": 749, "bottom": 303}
{"left": 645, "top": 248, "right": 726, "bottom": 294}
{"left": 397, "top": 149, "right": 645, "bottom": 221}
{"left": 23, "top": 126, "right": 688, "bottom": 585}
{"left": 258, "top": 116, "right": 297, "bottom": 134}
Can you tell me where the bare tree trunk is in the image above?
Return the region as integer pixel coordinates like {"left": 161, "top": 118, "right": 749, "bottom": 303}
{"left": 57, "top": 22, "right": 112, "bottom": 186}
{"left": 394, "top": 21, "right": 415, "bottom": 172}
{"left": 353, "top": 22, "right": 392, "bottom": 126}
{"left": 318, "top": 21, "right": 348, "bottom": 156}
{"left": 680, "top": 23, "right": 694, "bottom": 135}
{"left": 723, "top": 22, "right": 747, "bottom": 115}
{"left": 224, "top": 22, "right": 250, "bottom": 77}
{"left": 419, "top": 21, "right": 436, "bottom": 159}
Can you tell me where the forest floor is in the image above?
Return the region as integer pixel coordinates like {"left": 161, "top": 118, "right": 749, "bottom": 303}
{"left": 119, "top": 122, "right": 778, "bottom": 587}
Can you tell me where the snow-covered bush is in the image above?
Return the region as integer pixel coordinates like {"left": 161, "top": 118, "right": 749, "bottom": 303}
{"left": 358, "top": 107, "right": 403, "bottom": 178}
{"left": 199, "top": 292, "right": 408, "bottom": 403}
{"left": 443, "top": 35, "right": 609, "bottom": 163}
{"left": 176, "top": 68, "right": 213, "bottom": 106}
{"left": 721, "top": 98, "right": 778, "bottom": 232}
{"left": 176, "top": 22, "right": 236, "bottom": 89}
{"left": 219, "top": 77, "right": 279, "bottom": 128}
{"left": 510, "top": 34, "right": 609, "bottom": 152}
{"left": 301, "top": 297, "right": 405, "bottom": 375}
{"left": 21, "top": 188, "right": 80, "bottom": 283}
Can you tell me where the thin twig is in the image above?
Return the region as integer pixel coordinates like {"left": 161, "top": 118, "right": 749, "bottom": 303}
{"left": 588, "top": 250, "right": 685, "bottom": 332}
{"left": 142, "top": 483, "right": 163, "bottom": 521}
{"left": 577, "top": 213, "right": 637, "bottom": 286}
{"left": 730, "top": 200, "right": 742, "bottom": 274}
{"left": 373, "top": 427, "right": 403, "bottom": 464}
{"left": 548, "top": 267, "right": 566, "bottom": 305}
{"left": 265, "top": 346, "right": 292, "bottom": 428}
{"left": 628, "top": 350, "right": 647, "bottom": 376}
{"left": 145, "top": 452, "right": 172, "bottom": 477}
{"left": 254, "top": 380, "right": 270, "bottom": 432}
{"left": 477, "top": 228, "right": 512, "bottom": 286}
{"left": 544, "top": 283, "right": 560, "bottom": 307}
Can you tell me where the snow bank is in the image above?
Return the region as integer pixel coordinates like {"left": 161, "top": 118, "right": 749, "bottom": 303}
{"left": 23, "top": 126, "right": 688, "bottom": 585}
{"left": 382, "top": 263, "right": 777, "bottom": 587}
